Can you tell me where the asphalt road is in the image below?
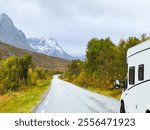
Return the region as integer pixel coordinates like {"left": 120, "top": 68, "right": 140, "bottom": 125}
{"left": 35, "top": 75, "right": 120, "bottom": 113}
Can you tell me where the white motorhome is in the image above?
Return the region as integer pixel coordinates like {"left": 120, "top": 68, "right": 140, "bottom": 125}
{"left": 118, "top": 40, "right": 150, "bottom": 113}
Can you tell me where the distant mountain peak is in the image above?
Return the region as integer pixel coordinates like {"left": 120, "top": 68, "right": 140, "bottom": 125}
{"left": 0, "top": 13, "right": 33, "bottom": 51}
{"left": 0, "top": 13, "right": 13, "bottom": 26}
{"left": 28, "top": 37, "right": 73, "bottom": 60}
{"left": 0, "top": 13, "right": 9, "bottom": 19}
{"left": 39, "top": 37, "right": 58, "bottom": 46}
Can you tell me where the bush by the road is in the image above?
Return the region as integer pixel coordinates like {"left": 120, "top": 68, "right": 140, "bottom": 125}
{"left": 0, "top": 54, "right": 53, "bottom": 95}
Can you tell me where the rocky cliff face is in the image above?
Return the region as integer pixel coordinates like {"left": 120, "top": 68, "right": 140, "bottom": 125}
{"left": 0, "top": 13, "right": 33, "bottom": 51}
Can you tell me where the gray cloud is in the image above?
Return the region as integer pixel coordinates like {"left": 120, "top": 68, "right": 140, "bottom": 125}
{"left": 0, "top": 0, "right": 150, "bottom": 54}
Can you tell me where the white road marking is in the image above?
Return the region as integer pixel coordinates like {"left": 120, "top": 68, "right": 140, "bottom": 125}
{"left": 41, "top": 109, "right": 45, "bottom": 113}
{"left": 45, "top": 101, "right": 49, "bottom": 105}
{"left": 35, "top": 75, "right": 119, "bottom": 113}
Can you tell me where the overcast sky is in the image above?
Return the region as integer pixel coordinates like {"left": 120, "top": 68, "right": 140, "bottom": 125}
{"left": 0, "top": 0, "right": 150, "bottom": 54}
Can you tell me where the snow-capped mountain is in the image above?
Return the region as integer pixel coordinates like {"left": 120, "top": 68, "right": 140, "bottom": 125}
{"left": 28, "top": 37, "right": 73, "bottom": 60}
{"left": 0, "top": 13, "right": 33, "bottom": 51}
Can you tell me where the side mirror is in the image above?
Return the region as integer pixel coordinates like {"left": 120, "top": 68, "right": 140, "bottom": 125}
{"left": 123, "top": 80, "right": 127, "bottom": 91}
{"left": 114, "top": 80, "right": 120, "bottom": 89}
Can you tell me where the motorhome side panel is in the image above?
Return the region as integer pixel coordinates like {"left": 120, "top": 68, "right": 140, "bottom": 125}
{"left": 126, "top": 48, "right": 150, "bottom": 112}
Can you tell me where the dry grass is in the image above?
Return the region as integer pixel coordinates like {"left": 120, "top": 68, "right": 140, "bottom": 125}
{"left": 0, "top": 80, "right": 51, "bottom": 113}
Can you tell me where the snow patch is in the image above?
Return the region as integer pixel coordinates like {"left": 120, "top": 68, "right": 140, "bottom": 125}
{"left": 28, "top": 37, "right": 73, "bottom": 59}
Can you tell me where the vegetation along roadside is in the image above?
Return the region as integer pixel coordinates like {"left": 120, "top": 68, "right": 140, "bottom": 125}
{"left": 0, "top": 54, "right": 54, "bottom": 112}
{"left": 62, "top": 34, "right": 150, "bottom": 100}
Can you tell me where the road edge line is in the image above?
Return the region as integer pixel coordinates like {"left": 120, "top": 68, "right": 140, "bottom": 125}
{"left": 32, "top": 81, "right": 52, "bottom": 113}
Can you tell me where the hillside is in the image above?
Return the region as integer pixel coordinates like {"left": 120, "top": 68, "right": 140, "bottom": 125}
{"left": 0, "top": 41, "right": 70, "bottom": 72}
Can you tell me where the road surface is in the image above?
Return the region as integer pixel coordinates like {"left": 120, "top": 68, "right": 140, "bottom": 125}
{"left": 35, "top": 75, "right": 120, "bottom": 113}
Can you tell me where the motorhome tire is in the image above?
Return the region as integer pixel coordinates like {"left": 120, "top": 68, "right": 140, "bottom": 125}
{"left": 146, "top": 110, "right": 150, "bottom": 113}
{"left": 120, "top": 101, "right": 125, "bottom": 113}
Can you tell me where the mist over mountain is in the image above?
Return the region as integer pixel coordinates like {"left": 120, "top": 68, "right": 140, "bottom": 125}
{"left": 0, "top": 13, "right": 33, "bottom": 51}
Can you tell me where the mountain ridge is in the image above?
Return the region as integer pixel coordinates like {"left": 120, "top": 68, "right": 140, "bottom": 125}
{"left": 28, "top": 37, "right": 73, "bottom": 60}
{"left": 0, "top": 13, "right": 84, "bottom": 60}
{"left": 0, "top": 13, "right": 33, "bottom": 51}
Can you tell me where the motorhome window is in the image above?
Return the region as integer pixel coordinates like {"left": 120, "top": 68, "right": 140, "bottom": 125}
{"left": 138, "top": 64, "right": 144, "bottom": 81}
{"left": 129, "top": 67, "right": 135, "bottom": 85}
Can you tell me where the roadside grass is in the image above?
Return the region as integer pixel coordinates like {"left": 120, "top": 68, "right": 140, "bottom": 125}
{"left": 86, "top": 87, "right": 122, "bottom": 100}
{"left": 0, "top": 80, "right": 51, "bottom": 113}
{"left": 60, "top": 76, "right": 122, "bottom": 100}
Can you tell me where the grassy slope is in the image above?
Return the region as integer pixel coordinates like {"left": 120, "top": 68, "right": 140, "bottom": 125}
{"left": 0, "top": 41, "right": 70, "bottom": 72}
{"left": 0, "top": 80, "right": 51, "bottom": 113}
